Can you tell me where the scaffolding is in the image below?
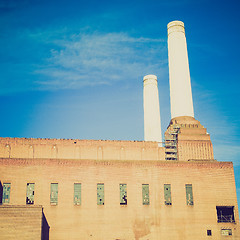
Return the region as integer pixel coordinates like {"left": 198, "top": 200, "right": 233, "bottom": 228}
{"left": 165, "top": 125, "right": 180, "bottom": 161}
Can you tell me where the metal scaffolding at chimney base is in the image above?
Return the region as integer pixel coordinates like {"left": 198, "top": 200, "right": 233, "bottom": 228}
{"left": 165, "top": 124, "right": 180, "bottom": 160}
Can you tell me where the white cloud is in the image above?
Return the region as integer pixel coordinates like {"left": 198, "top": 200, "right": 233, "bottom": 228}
{"left": 34, "top": 32, "right": 167, "bottom": 90}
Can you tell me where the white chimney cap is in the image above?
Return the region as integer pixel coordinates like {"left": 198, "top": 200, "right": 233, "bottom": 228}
{"left": 143, "top": 75, "right": 157, "bottom": 81}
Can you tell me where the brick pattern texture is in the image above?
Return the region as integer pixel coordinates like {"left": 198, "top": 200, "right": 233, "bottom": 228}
{"left": 0, "top": 205, "right": 43, "bottom": 240}
{"left": 0, "top": 158, "right": 239, "bottom": 239}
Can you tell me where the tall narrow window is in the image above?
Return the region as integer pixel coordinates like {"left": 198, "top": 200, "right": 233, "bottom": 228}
{"left": 186, "top": 184, "right": 194, "bottom": 205}
{"left": 120, "top": 184, "right": 127, "bottom": 205}
{"left": 164, "top": 184, "right": 172, "bottom": 205}
{"left": 74, "top": 183, "right": 81, "bottom": 205}
{"left": 142, "top": 184, "right": 150, "bottom": 205}
{"left": 2, "top": 183, "right": 11, "bottom": 204}
{"left": 50, "top": 183, "right": 58, "bottom": 205}
{"left": 97, "top": 183, "right": 104, "bottom": 205}
{"left": 26, "top": 183, "right": 35, "bottom": 205}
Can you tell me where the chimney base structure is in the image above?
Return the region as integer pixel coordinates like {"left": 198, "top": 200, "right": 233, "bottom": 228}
{"left": 165, "top": 116, "right": 214, "bottom": 161}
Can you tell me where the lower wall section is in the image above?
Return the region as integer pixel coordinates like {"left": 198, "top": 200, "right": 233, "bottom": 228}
{"left": 0, "top": 205, "right": 49, "bottom": 240}
{"left": 0, "top": 159, "right": 239, "bottom": 240}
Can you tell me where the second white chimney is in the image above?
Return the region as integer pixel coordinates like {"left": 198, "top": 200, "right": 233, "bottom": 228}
{"left": 167, "top": 20, "right": 194, "bottom": 119}
{"left": 143, "top": 74, "right": 162, "bottom": 144}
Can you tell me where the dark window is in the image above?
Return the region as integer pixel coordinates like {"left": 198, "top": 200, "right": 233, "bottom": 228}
{"left": 216, "top": 206, "right": 235, "bottom": 223}
{"left": 164, "top": 184, "right": 172, "bottom": 205}
{"left": 207, "top": 230, "right": 212, "bottom": 236}
{"left": 97, "top": 183, "right": 104, "bottom": 205}
{"left": 120, "top": 184, "right": 127, "bottom": 205}
{"left": 142, "top": 184, "right": 150, "bottom": 205}
{"left": 26, "top": 183, "right": 35, "bottom": 204}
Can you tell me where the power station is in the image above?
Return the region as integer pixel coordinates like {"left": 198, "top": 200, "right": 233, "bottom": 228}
{"left": 0, "top": 21, "right": 239, "bottom": 240}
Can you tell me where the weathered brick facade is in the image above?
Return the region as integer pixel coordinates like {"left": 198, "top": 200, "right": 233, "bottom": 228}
{"left": 0, "top": 117, "right": 239, "bottom": 239}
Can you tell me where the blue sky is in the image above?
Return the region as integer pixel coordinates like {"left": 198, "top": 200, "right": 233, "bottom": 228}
{"left": 0, "top": 0, "right": 240, "bottom": 207}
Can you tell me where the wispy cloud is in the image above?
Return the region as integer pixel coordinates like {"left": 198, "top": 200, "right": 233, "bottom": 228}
{"left": 33, "top": 32, "right": 167, "bottom": 90}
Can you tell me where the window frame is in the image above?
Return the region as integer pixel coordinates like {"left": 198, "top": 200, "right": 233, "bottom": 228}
{"left": 216, "top": 206, "right": 235, "bottom": 223}
{"left": 2, "top": 183, "right": 11, "bottom": 204}
{"left": 185, "top": 184, "right": 194, "bottom": 205}
{"left": 207, "top": 230, "right": 212, "bottom": 236}
{"left": 50, "top": 183, "right": 58, "bottom": 205}
{"left": 74, "top": 183, "right": 81, "bottom": 205}
{"left": 142, "top": 184, "right": 150, "bottom": 205}
{"left": 164, "top": 184, "right": 172, "bottom": 205}
{"left": 119, "top": 183, "right": 127, "bottom": 205}
{"left": 221, "top": 229, "right": 232, "bottom": 236}
{"left": 97, "top": 183, "right": 104, "bottom": 205}
{"left": 26, "top": 183, "right": 35, "bottom": 205}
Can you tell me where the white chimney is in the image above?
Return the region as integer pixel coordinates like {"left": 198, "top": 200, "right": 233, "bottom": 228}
{"left": 143, "top": 74, "right": 162, "bottom": 145}
{"left": 167, "top": 20, "right": 194, "bottom": 119}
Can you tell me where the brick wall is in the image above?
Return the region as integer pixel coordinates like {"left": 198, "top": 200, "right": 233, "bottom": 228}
{"left": 0, "top": 158, "right": 239, "bottom": 239}
{"left": 0, "top": 205, "right": 48, "bottom": 240}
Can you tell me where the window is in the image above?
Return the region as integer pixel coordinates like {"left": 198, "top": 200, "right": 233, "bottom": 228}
{"left": 216, "top": 206, "right": 235, "bottom": 223}
{"left": 207, "top": 230, "right": 212, "bottom": 236}
{"left": 221, "top": 229, "right": 232, "bottom": 236}
{"left": 120, "top": 184, "right": 127, "bottom": 205}
{"left": 74, "top": 183, "right": 81, "bottom": 205}
{"left": 26, "top": 183, "right": 35, "bottom": 205}
{"left": 164, "top": 184, "right": 172, "bottom": 205}
{"left": 186, "top": 184, "right": 194, "bottom": 205}
{"left": 2, "top": 183, "right": 11, "bottom": 204}
{"left": 50, "top": 183, "right": 58, "bottom": 205}
{"left": 97, "top": 183, "right": 104, "bottom": 205}
{"left": 142, "top": 184, "right": 150, "bottom": 205}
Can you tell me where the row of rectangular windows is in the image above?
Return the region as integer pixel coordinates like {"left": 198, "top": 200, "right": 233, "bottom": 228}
{"left": 1, "top": 183, "right": 236, "bottom": 224}
{"left": 1, "top": 182, "right": 193, "bottom": 206}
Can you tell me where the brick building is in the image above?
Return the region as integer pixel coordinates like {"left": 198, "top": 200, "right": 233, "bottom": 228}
{"left": 0, "top": 117, "right": 239, "bottom": 239}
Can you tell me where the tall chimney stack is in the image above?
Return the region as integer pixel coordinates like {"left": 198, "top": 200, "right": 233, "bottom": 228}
{"left": 167, "top": 20, "right": 194, "bottom": 119}
{"left": 143, "top": 74, "right": 162, "bottom": 145}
